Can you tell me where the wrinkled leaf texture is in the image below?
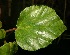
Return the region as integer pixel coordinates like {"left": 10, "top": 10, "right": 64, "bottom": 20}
{"left": 15, "top": 5, "right": 67, "bottom": 51}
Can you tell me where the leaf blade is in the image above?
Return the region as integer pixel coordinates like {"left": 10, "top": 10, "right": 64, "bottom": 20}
{"left": 15, "top": 5, "right": 67, "bottom": 51}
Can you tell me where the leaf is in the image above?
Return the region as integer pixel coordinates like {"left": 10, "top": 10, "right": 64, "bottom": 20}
{"left": 0, "top": 29, "right": 6, "bottom": 39}
{"left": 0, "top": 42, "right": 18, "bottom": 55}
{"left": 0, "top": 21, "right": 6, "bottom": 39}
{"left": 15, "top": 5, "right": 67, "bottom": 51}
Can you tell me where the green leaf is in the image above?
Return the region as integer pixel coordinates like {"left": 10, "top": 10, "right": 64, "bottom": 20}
{"left": 0, "top": 21, "right": 6, "bottom": 39}
{"left": 15, "top": 5, "right": 67, "bottom": 51}
{"left": 0, "top": 42, "right": 18, "bottom": 55}
{"left": 0, "top": 29, "right": 6, "bottom": 39}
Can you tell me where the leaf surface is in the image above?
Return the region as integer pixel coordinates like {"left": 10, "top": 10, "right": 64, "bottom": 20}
{"left": 0, "top": 29, "right": 6, "bottom": 39}
{"left": 0, "top": 42, "right": 18, "bottom": 55}
{"left": 15, "top": 5, "right": 67, "bottom": 51}
{"left": 0, "top": 21, "right": 6, "bottom": 39}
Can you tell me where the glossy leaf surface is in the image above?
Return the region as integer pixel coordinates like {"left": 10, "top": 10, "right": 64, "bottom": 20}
{"left": 15, "top": 5, "right": 67, "bottom": 51}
